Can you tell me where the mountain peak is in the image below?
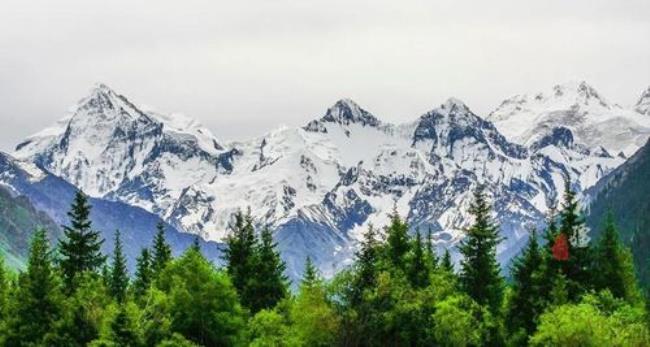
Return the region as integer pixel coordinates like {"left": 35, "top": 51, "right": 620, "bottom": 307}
{"left": 440, "top": 97, "right": 471, "bottom": 114}
{"left": 636, "top": 86, "right": 650, "bottom": 115}
{"left": 551, "top": 80, "right": 609, "bottom": 108}
{"left": 304, "top": 98, "right": 381, "bottom": 132}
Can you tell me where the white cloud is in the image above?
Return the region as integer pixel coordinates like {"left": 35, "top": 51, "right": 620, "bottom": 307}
{"left": 0, "top": 0, "right": 648, "bottom": 150}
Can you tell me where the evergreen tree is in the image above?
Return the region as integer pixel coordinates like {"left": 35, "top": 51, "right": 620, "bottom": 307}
{"left": 4, "top": 229, "right": 62, "bottom": 346}
{"left": 352, "top": 224, "right": 379, "bottom": 304}
{"left": 59, "top": 191, "right": 105, "bottom": 291}
{"left": 425, "top": 227, "right": 438, "bottom": 271}
{"left": 302, "top": 256, "right": 320, "bottom": 288}
{"left": 106, "top": 307, "right": 142, "bottom": 347}
{"left": 557, "top": 180, "right": 593, "bottom": 300}
{"left": 385, "top": 208, "right": 410, "bottom": 270}
{"left": 133, "top": 248, "right": 152, "bottom": 299}
{"left": 247, "top": 227, "right": 288, "bottom": 313}
{"left": 441, "top": 248, "right": 454, "bottom": 274}
{"left": 100, "top": 264, "right": 111, "bottom": 288}
{"left": 223, "top": 211, "right": 257, "bottom": 307}
{"left": 156, "top": 247, "right": 245, "bottom": 346}
{"left": 507, "top": 230, "right": 544, "bottom": 336}
{"left": 458, "top": 185, "right": 504, "bottom": 314}
{"left": 109, "top": 230, "right": 128, "bottom": 302}
{"left": 151, "top": 222, "right": 172, "bottom": 277}
{"left": 594, "top": 213, "right": 640, "bottom": 302}
{"left": 408, "top": 229, "right": 429, "bottom": 288}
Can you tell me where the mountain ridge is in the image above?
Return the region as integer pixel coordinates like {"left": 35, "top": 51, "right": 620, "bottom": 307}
{"left": 10, "top": 81, "right": 647, "bottom": 279}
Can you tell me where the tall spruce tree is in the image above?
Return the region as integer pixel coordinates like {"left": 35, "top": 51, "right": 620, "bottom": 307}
{"left": 385, "top": 208, "right": 410, "bottom": 270}
{"left": 223, "top": 211, "right": 258, "bottom": 308}
{"left": 507, "top": 230, "right": 544, "bottom": 336}
{"left": 302, "top": 256, "right": 320, "bottom": 288}
{"left": 353, "top": 224, "right": 379, "bottom": 304}
{"left": 557, "top": 180, "right": 592, "bottom": 299}
{"left": 425, "top": 228, "right": 438, "bottom": 271}
{"left": 441, "top": 248, "right": 454, "bottom": 274}
{"left": 458, "top": 185, "right": 504, "bottom": 314}
{"left": 247, "top": 228, "right": 288, "bottom": 313}
{"left": 109, "top": 230, "right": 128, "bottom": 302}
{"left": 133, "top": 248, "right": 152, "bottom": 300}
{"left": 151, "top": 222, "right": 172, "bottom": 277}
{"left": 594, "top": 213, "right": 639, "bottom": 302}
{"left": 4, "top": 229, "right": 62, "bottom": 346}
{"left": 408, "top": 229, "right": 429, "bottom": 288}
{"left": 59, "top": 191, "right": 105, "bottom": 291}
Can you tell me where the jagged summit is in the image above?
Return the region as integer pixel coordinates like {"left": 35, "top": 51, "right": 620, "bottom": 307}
{"left": 636, "top": 86, "right": 650, "bottom": 115}
{"left": 487, "top": 80, "right": 650, "bottom": 155}
{"left": 304, "top": 98, "right": 382, "bottom": 133}
{"left": 322, "top": 98, "right": 381, "bottom": 127}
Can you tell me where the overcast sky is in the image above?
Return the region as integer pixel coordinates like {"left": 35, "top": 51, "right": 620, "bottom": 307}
{"left": 1, "top": 0, "right": 649, "bottom": 151}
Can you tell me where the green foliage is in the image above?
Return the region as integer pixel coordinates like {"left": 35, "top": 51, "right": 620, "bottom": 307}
{"left": 441, "top": 248, "right": 454, "bottom": 274}
{"left": 246, "top": 227, "right": 289, "bottom": 313}
{"left": 223, "top": 210, "right": 258, "bottom": 310}
{"left": 301, "top": 256, "right": 320, "bottom": 289}
{"left": 151, "top": 222, "right": 172, "bottom": 277}
{"left": 458, "top": 185, "right": 504, "bottom": 314}
{"left": 132, "top": 248, "right": 153, "bottom": 300}
{"left": 385, "top": 209, "right": 410, "bottom": 271}
{"left": 3, "top": 228, "right": 63, "bottom": 346}
{"left": 507, "top": 229, "right": 545, "bottom": 336}
{"left": 90, "top": 302, "right": 144, "bottom": 347}
{"left": 431, "top": 294, "right": 486, "bottom": 347}
{"left": 59, "top": 191, "right": 106, "bottom": 292}
{"left": 593, "top": 213, "right": 641, "bottom": 303}
{"left": 530, "top": 291, "right": 650, "bottom": 346}
{"left": 408, "top": 229, "right": 429, "bottom": 288}
{"left": 156, "top": 333, "right": 199, "bottom": 347}
{"left": 109, "top": 230, "right": 128, "bottom": 302}
{"left": 248, "top": 309, "right": 289, "bottom": 347}
{"left": 44, "top": 272, "right": 111, "bottom": 346}
{"left": 286, "top": 282, "right": 340, "bottom": 346}
{"left": 157, "top": 247, "right": 245, "bottom": 346}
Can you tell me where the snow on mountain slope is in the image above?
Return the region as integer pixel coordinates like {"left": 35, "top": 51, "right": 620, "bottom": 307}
{"left": 13, "top": 83, "right": 641, "bottom": 280}
{"left": 488, "top": 81, "right": 650, "bottom": 156}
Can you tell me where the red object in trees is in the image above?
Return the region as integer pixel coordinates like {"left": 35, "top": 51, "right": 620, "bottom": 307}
{"left": 552, "top": 233, "right": 569, "bottom": 261}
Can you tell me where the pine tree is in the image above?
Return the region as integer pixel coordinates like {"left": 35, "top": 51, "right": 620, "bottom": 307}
{"left": 385, "top": 208, "right": 410, "bottom": 270}
{"left": 507, "top": 229, "right": 544, "bottom": 336}
{"left": 549, "top": 272, "right": 568, "bottom": 307}
{"left": 4, "top": 229, "right": 62, "bottom": 346}
{"left": 223, "top": 211, "right": 258, "bottom": 306}
{"left": 352, "top": 224, "right": 379, "bottom": 304}
{"left": 151, "top": 222, "right": 172, "bottom": 277}
{"left": 59, "top": 191, "right": 105, "bottom": 291}
{"left": 441, "top": 248, "right": 454, "bottom": 274}
{"left": 103, "top": 307, "right": 142, "bottom": 347}
{"left": 133, "top": 248, "right": 153, "bottom": 299}
{"left": 458, "top": 185, "right": 504, "bottom": 314}
{"left": 594, "top": 213, "right": 640, "bottom": 302}
{"left": 247, "top": 227, "right": 288, "bottom": 313}
{"left": 302, "top": 256, "right": 320, "bottom": 288}
{"left": 408, "top": 229, "right": 429, "bottom": 288}
{"left": 425, "top": 227, "right": 438, "bottom": 271}
{"left": 109, "top": 230, "right": 129, "bottom": 302}
{"left": 557, "top": 180, "right": 592, "bottom": 300}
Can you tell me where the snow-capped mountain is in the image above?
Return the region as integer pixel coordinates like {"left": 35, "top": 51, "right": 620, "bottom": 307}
{"left": 13, "top": 82, "right": 645, "bottom": 279}
{"left": 0, "top": 151, "right": 223, "bottom": 270}
{"left": 488, "top": 81, "right": 650, "bottom": 157}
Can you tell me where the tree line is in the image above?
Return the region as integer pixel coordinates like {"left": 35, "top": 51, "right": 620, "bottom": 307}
{"left": 0, "top": 183, "right": 648, "bottom": 346}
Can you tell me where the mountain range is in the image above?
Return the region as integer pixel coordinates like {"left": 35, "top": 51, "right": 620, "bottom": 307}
{"left": 5, "top": 81, "right": 650, "bottom": 280}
